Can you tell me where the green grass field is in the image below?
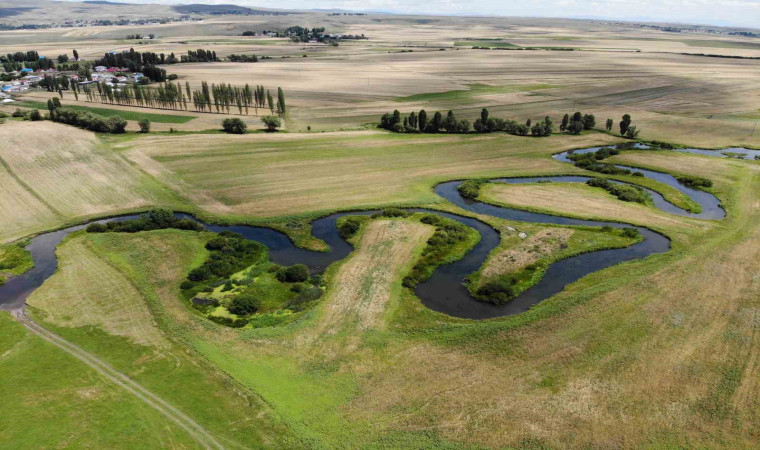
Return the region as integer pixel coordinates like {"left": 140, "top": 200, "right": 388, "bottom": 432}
{"left": 0, "top": 312, "right": 201, "bottom": 448}
{"left": 17, "top": 101, "right": 197, "bottom": 124}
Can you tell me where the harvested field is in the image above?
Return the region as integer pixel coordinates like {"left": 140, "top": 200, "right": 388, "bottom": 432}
{"left": 318, "top": 219, "right": 433, "bottom": 333}
{"left": 123, "top": 131, "right": 621, "bottom": 218}
{"left": 26, "top": 235, "right": 167, "bottom": 348}
{"left": 479, "top": 228, "right": 574, "bottom": 279}
{"left": 0, "top": 121, "right": 184, "bottom": 243}
{"left": 481, "top": 182, "right": 701, "bottom": 230}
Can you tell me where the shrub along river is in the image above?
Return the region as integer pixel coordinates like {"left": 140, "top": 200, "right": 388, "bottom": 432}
{"left": 0, "top": 144, "right": 734, "bottom": 319}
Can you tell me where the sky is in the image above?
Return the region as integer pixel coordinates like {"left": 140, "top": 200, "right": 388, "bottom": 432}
{"left": 64, "top": 0, "right": 760, "bottom": 28}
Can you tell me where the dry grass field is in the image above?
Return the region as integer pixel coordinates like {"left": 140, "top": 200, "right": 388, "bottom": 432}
{"left": 2, "top": 4, "right": 758, "bottom": 145}
{"left": 0, "top": 122, "right": 184, "bottom": 243}
{"left": 481, "top": 182, "right": 699, "bottom": 229}
{"left": 121, "top": 131, "right": 621, "bottom": 218}
{"left": 317, "top": 219, "right": 433, "bottom": 334}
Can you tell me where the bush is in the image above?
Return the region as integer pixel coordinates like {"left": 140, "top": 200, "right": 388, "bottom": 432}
{"left": 107, "top": 116, "right": 127, "bottom": 133}
{"left": 29, "top": 109, "right": 42, "bottom": 121}
{"left": 208, "top": 315, "right": 248, "bottom": 328}
{"left": 167, "top": 74, "right": 179, "bottom": 81}
{"left": 138, "top": 119, "right": 150, "bottom": 133}
{"left": 229, "top": 293, "right": 259, "bottom": 315}
{"left": 586, "top": 177, "right": 612, "bottom": 189}
{"left": 90, "top": 209, "right": 204, "bottom": 234}
{"left": 402, "top": 217, "right": 472, "bottom": 289}
{"left": 373, "top": 208, "right": 409, "bottom": 218}
{"left": 276, "top": 264, "right": 309, "bottom": 283}
{"left": 86, "top": 223, "right": 107, "bottom": 233}
{"left": 587, "top": 178, "right": 648, "bottom": 203}
{"left": 261, "top": 115, "right": 281, "bottom": 131}
{"left": 338, "top": 217, "right": 362, "bottom": 238}
{"left": 676, "top": 175, "right": 712, "bottom": 188}
{"left": 476, "top": 279, "right": 516, "bottom": 304}
{"left": 622, "top": 227, "right": 641, "bottom": 239}
{"left": 285, "top": 287, "right": 324, "bottom": 311}
{"left": 457, "top": 179, "right": 486, "bottom": 199}
{"left": 11, "top": 108, "right": 27, "bottom": 118}
{"left": 420, "top": 214, "right": 443, "bottom": 226}
{"left": 222, "top": 117, "right": 247, "bottom": 134}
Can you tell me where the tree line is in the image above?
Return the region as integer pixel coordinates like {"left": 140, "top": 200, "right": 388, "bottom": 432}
{"left": 94, "top": 48, "right": 218, "bottom": 72}
{"left": 71, "top": 80, "right": 286, "bottom": 116}
{"left": 379, "top": 108, "right": 639, "bottom": 138}
{"left": 379, "top": 108, "right": 552, "bottom": 136}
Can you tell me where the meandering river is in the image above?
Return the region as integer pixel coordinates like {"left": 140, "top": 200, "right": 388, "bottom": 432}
{"left": 0, "top": 144, "right": 732, "bottom": 319}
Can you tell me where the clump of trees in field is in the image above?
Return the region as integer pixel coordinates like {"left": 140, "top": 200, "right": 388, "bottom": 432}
{"left": 586, "top": 177, "right": 649, "bottom": 203}
{"left": 618, "top": 114, "right": 640, "bottom": 138}
{"left": 138, "top": 119, "right": 150, "bottom": 133}
{"left": 559, "top": 111, "right": 595, "bottom": 134}
{"left": 1, "top": 50, "right": 56, "bottom": 71}
{"left": 125, "top": 33, "right": 155, "bottom": 40}
{"left": 228, "top": 54, "right": 259, "bottom": 62}
{"left": 379, "top": 108, "right": 555, "bottom": 136}
{"left": 568, "top": 147, "right": 643, "bottom": 176}
{"left": 222, "top": 118, "right": 247, "bottom": 134}
{"left": 457, "top": 179, "right": 487, "bottom": 199}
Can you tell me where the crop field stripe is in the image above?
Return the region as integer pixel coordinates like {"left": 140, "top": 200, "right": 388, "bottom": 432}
{"left": 0, "top": 154, "right": 63, "bottom": 217}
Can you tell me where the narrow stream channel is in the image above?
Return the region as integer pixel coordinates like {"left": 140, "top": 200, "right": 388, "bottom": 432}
{"left": 0, "top": 144, "right": 730, "bottom": 319}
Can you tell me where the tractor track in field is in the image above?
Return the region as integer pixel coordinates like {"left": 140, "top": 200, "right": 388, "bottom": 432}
{"left": 14, "top": 310, "right": 226, "bottom": 450}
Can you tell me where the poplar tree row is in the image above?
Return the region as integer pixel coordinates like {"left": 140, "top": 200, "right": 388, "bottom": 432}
{"left": 72, "top": 80, "right": 286, "bottom": 115}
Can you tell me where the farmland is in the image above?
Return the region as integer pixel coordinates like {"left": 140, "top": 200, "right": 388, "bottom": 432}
{"left": 0, "top": 1, "right": 759, "bottom": 448}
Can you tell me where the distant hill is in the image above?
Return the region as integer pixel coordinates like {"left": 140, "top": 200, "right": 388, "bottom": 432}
{"left": 82, "top": 1, "right": 135, "bottom": 5}
{"left": 0, "top": 6, "right": 37, "bottom": 18}
{"left": 172, "top": 4, "right": 291, "bottom": 16}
